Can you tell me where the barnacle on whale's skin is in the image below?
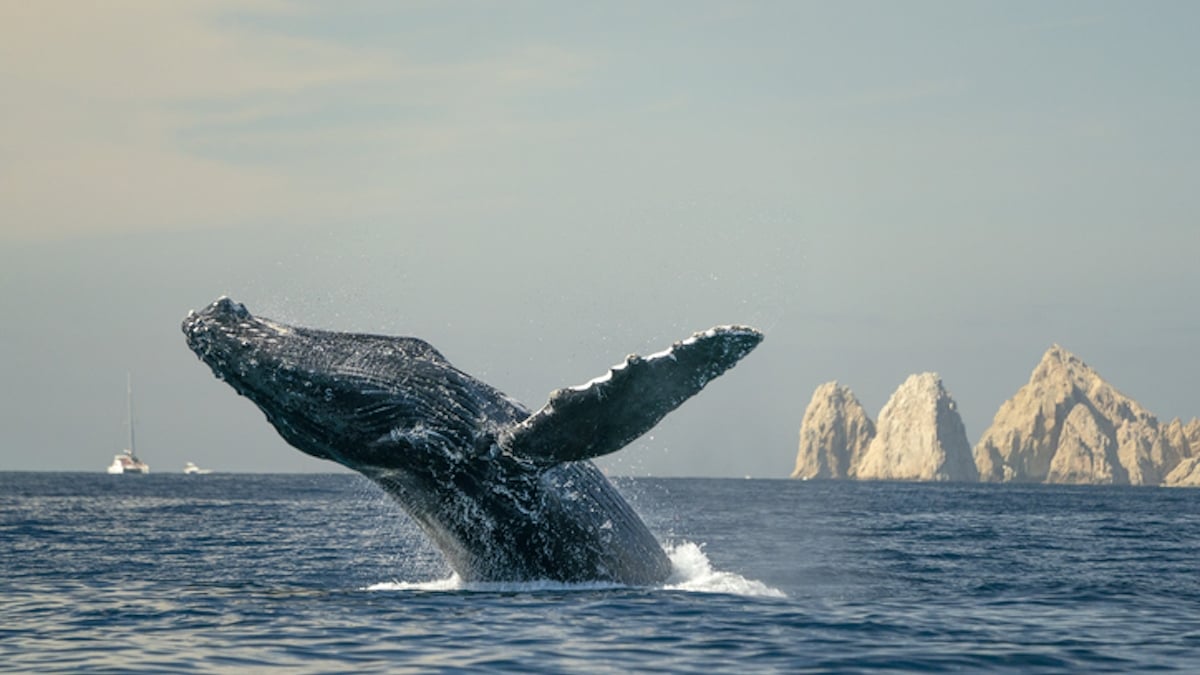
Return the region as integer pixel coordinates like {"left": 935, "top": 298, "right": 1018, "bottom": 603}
{"left": 183, "top": 297, "right": 762, "bottom": 584}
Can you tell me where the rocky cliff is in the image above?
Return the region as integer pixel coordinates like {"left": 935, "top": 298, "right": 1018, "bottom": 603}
{"left": 973, "top": 345, "right": 1194, "bottom": 486}
{"left": 792, "top": 345, "right": 1200, "bottom": 487}
{"left": 791, "top": 382, "right": 874, "bottom": 479}
{"left": 1163, "top": 418, "right": 1200, "bottom": 487}
{"left": 792, "top": 373, "right": 975, "bottom": 482}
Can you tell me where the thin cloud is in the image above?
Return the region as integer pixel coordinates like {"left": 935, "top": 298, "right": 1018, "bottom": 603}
{"left": 0, "top": 2, "right": 593, "bottom": 240}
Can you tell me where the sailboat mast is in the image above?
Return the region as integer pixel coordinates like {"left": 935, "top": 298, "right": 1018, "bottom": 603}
{"left": 126, "top": 373, "right": 136, "bottom": 456}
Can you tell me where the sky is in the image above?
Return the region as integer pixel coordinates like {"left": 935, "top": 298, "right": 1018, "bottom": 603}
{"left": 2, "top": 1, "right": 1198, "bottom": 477}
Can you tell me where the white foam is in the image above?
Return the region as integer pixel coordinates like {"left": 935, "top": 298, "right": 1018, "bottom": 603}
{"left": 363, "top": 542, "right": 785, "bottom": 598}
{"left": 364, "top": 574, "right": 623, "bottom": 593}
{"left": 365, "top": 575, "right": 463, "bottom": 592}
{"left": 663, "top": 541, "right": 787, "bottom": 598}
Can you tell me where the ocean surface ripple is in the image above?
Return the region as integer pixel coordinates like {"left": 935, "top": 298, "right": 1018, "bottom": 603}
{"left": 3, "top": 473, "right": 1199, "bottom": 672}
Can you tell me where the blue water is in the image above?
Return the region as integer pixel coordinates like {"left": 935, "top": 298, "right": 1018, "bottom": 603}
{"left": 3, "top": 473, "right": 1199, "bottom": 673}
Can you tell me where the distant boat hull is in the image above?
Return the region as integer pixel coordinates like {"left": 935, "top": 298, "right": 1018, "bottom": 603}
{"left": 107, "top": 452, "right": 149, "bottom": 474}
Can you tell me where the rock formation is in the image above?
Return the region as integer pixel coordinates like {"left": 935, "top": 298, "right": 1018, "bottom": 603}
{"left": 791, "top": 374, "right": 974, "bottom": 482}
{"left": 1045, "top": 403, "right": 1122, "bottom": 484}
{"left": 1161, "top": 417, "right": 1200, "bottom": 487}
{"left": 1164, "top": 456, "right": 1200, "bottom": 486}
{"left": 791, "top": 382, "right": 874, "bottom": 479}
{"left": 973, "top": 345, "right": 1191, "bottom": 486}
{"left": 855, "top": 373, "right": 977, "bottom": 482}
{"left": 1162, "top": 418, "right": 1192, "bottom": 463}
{"left": 793, "top": 344, "right": 1200, "bottom": 487}
{"left": 1185, "top": 418, "right": 1200, "bottom": 451}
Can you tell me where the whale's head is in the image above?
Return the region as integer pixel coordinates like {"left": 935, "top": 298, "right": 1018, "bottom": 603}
{"left": 182, "top": 297, "right": 490, "bottom": 470}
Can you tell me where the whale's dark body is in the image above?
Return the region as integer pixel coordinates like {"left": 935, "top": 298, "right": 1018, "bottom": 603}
{"left": 183, "top": 298, "right": 762, "bottom": 584}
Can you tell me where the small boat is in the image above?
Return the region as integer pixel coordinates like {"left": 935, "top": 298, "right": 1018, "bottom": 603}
{"left": 106, "top": 375, "right": 149, "bottom": 474}
{"left": 107, "top": 450, "right": 149, "bottom": 474}
{"left": 183, "top": 462, "right": 212, "bottom": 475}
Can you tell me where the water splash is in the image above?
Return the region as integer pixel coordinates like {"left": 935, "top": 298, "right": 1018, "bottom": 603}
{"left": 662, "top": 542, "right": 786, "bottom": 598}
{"left": 364, "top": 541, "right": 785, "bottom": 598}
{"left": 365, "top": 576, "right": 463, "bottom": 592}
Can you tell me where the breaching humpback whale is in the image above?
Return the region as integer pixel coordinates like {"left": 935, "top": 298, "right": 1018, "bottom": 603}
{"left": 182, "top": 297, "right": 762, "bottom": 584}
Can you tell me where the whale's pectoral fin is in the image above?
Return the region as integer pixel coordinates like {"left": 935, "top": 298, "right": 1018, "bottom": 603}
{"left": 497, "top": 325, "right": 763, "bottom": 464}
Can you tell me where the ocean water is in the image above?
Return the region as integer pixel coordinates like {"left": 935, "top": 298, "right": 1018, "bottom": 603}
{"left": 3, "top": 473, "right": 1199, "bottom": 673}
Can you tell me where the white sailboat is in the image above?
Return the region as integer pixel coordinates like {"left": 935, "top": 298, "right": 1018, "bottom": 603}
{"left": 106, "top": 374, "right": 149, "bottom": 474}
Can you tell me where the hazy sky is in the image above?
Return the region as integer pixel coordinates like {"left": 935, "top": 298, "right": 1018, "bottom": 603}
{"left": 2, "top": 1, "right": 1198, "bottom": 477}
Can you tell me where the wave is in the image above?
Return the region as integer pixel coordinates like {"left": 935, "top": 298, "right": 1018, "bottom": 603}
{"left": 364, "top": 541, "right": 785, "bottom": 598}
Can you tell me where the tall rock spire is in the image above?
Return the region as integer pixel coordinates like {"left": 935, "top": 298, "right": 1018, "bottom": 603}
{"left": 791, "top": 381, "right": 874, "bottom": 479}
{"left": 855, "top": 373, "right": 976, "bottom": 482}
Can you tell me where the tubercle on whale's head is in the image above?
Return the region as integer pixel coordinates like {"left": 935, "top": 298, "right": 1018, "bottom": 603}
{"left": 181, "top": 297, "right": 452, "bottom": 470}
